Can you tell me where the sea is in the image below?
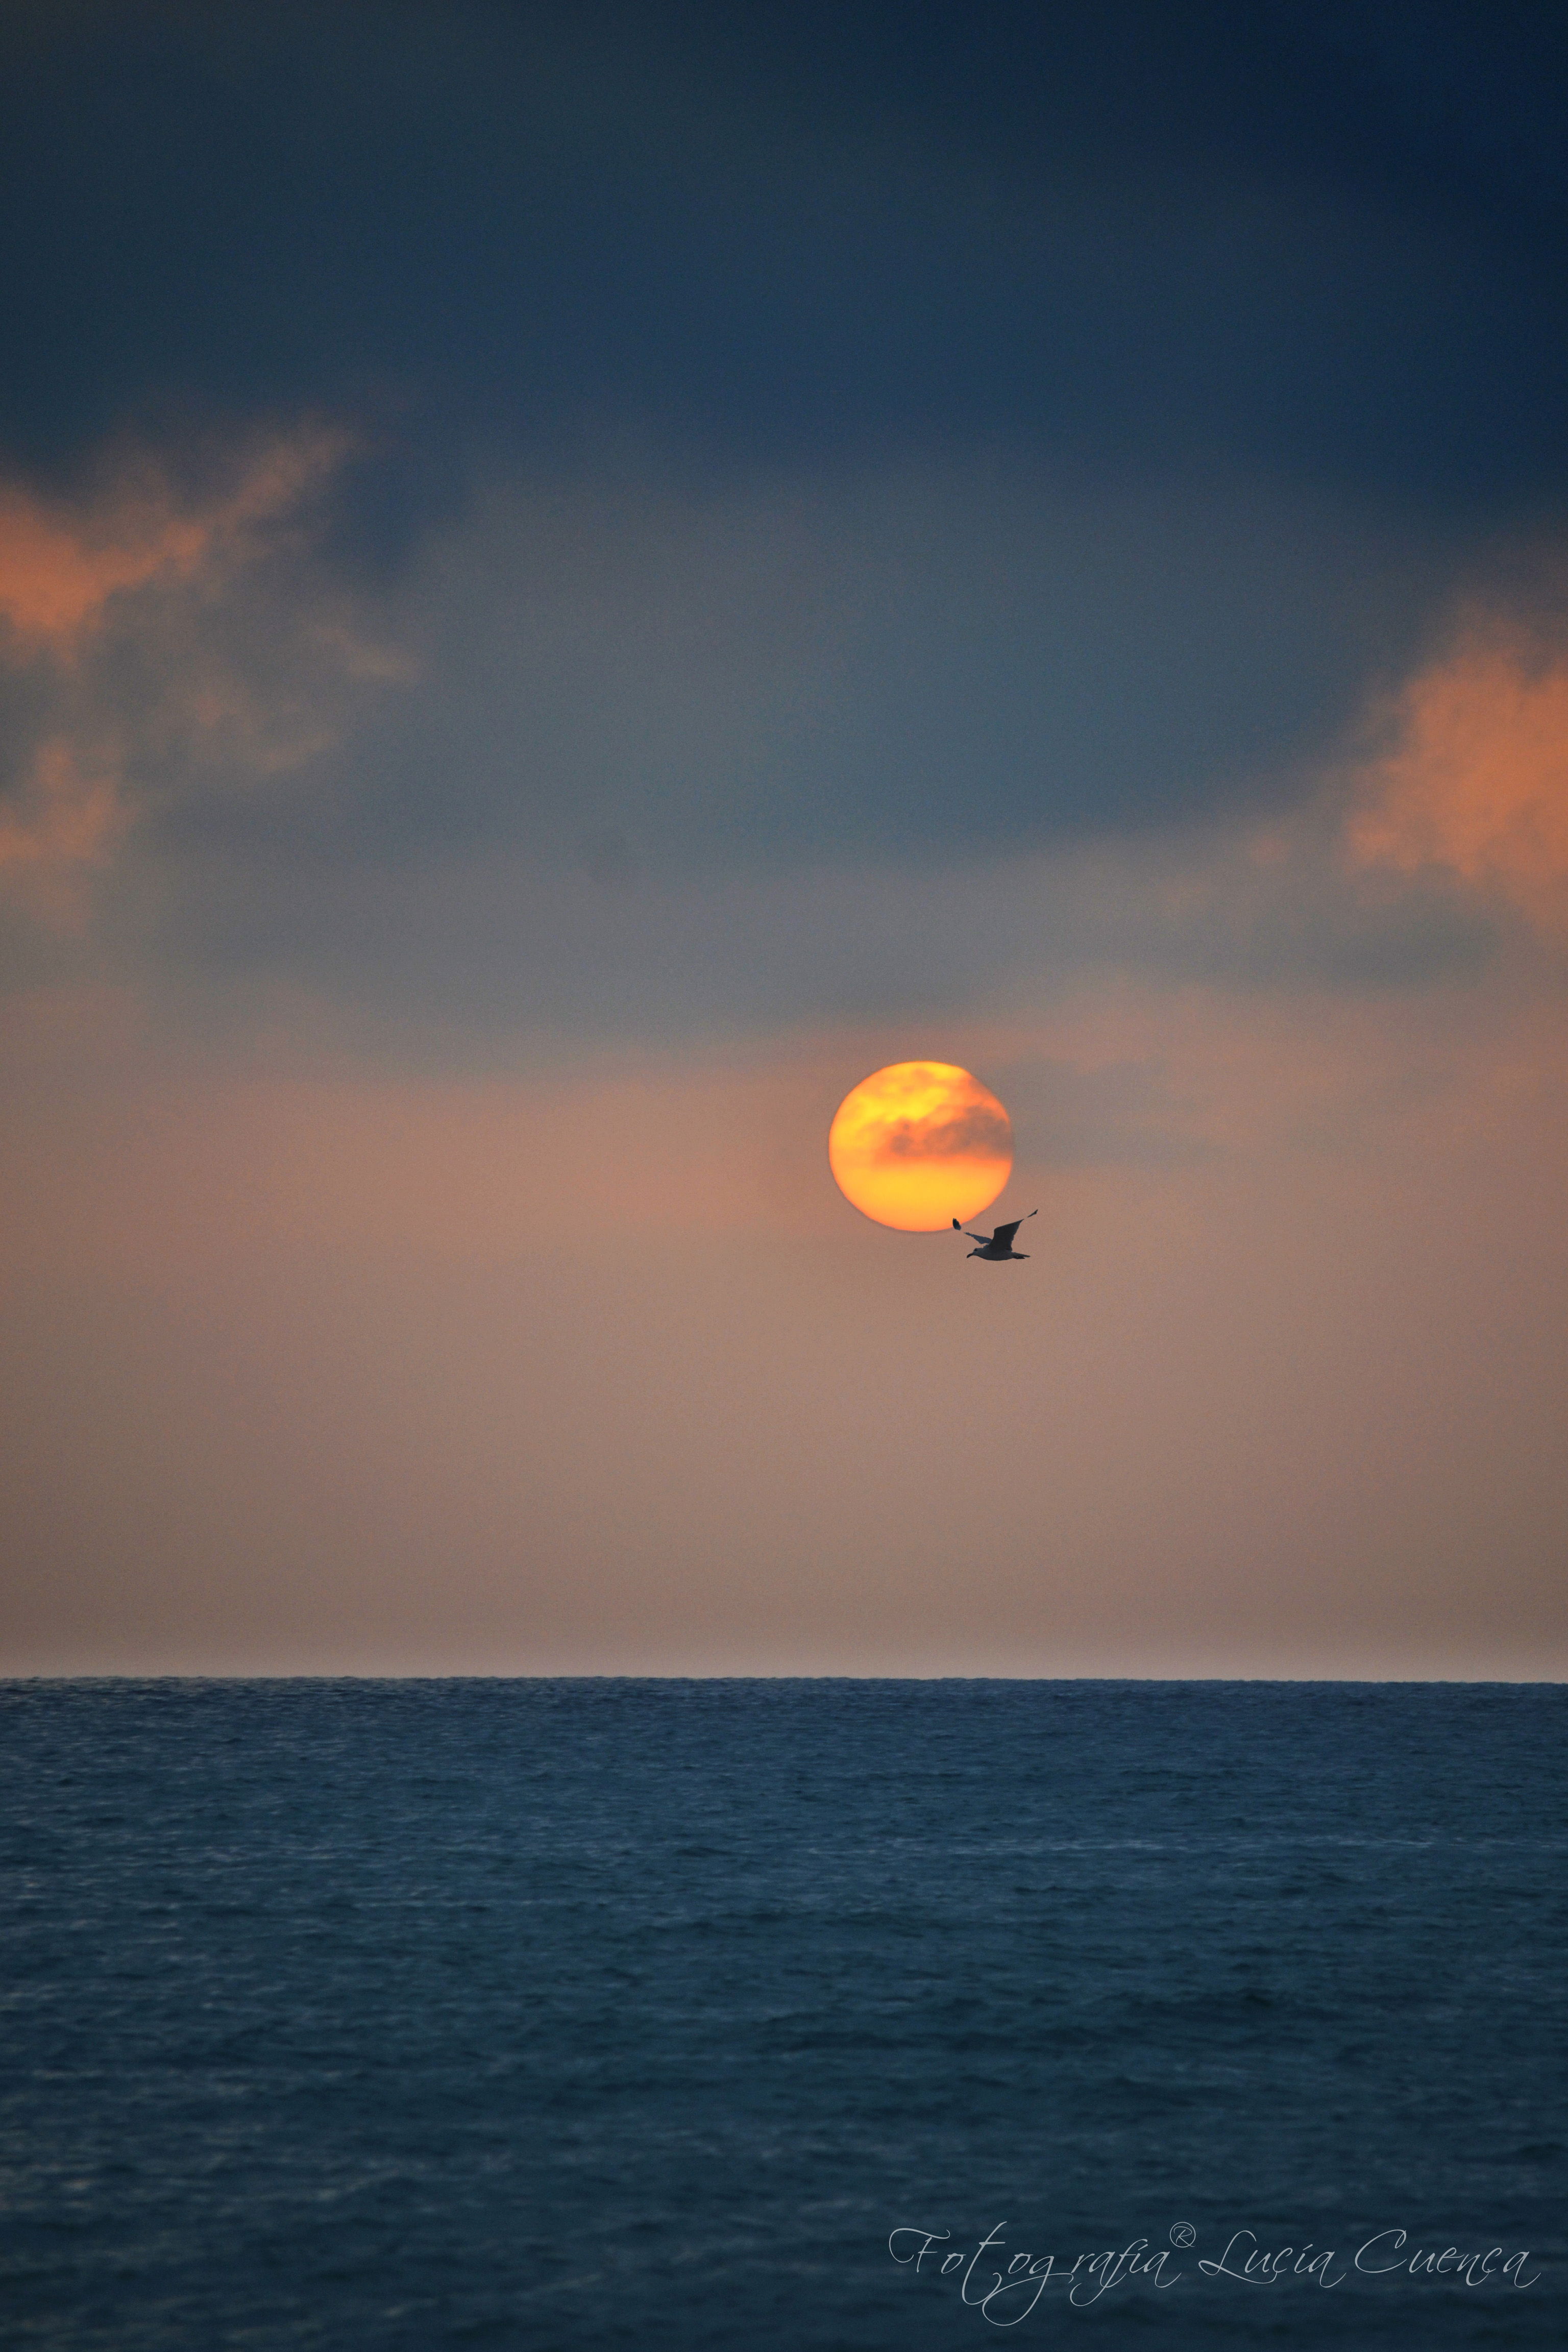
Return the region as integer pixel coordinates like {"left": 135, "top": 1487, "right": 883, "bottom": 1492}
{"left": 2, "top": 1679, "right": 1562, "bottom": 2348}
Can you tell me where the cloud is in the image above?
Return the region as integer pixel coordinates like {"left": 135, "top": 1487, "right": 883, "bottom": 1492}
{"left": 0, "top": 738, "right": 128, "bottom": 927}
{"left": 0, "top": 487, "right": 207, "bottom": 651}
{"left": 879, "top": 1100, "right": 1011, "bottom": 1162}
{"left": 0, "top": 423, "right": 397, "bottom": 930}
{"left": 230, "top": 446, "right": 1450, "bottom": 875}
{"left": 0, "top": 417, "right": 1553, "bottom": 1021}
{"left": 10, "top": 425, "right": 1453, "bottom": 986}
{"left": 1346, "top": 630, "right": 1568, "bottom": 932}
{"left": 0, "top": 425, "right": 352, "bottom": 658}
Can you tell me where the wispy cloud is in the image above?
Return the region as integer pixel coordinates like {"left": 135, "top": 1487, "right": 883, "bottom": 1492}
{"left": 1346, "top": 628, "right": 1568, "bottom": 933}
{"left": 0, "top": 425, "right": 353, "bottom": 659}
{"left": 0, "top": 424, "right": 398, "bottom": 929}
{"left": 0, "top": 739, "right": 128, "bottom": 927}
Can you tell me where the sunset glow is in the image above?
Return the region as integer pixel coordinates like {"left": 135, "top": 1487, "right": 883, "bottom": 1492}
{"left": 827, "top": 1062, "right": 1012, "bottom": 1231}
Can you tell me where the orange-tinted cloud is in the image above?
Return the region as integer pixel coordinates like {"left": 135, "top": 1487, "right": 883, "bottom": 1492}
{"left": 0, "top": 739, "right": 129, "bottom": 927}
{"left": 1346, "top": 634, "right": 1568, "bottom": 930}
{"left": 0, "top": 424, "right": 377, "bottom": 924}
{"left": 0, "top": 424, "right": 353, "bottom": 657}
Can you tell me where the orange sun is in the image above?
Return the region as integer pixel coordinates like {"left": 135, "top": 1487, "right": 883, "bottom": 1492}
{"left": 828, "top": 1061, "right": 1013, "bottom": 1231}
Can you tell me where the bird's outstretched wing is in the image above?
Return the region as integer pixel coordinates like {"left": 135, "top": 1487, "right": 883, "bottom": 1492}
{"left": 991, "top": 1220, "right": 1022, "bottom": 1248}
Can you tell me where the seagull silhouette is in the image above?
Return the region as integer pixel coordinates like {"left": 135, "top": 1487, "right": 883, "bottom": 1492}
{"left": 952, "top": 1210, "right": 1037, "bottom": 1261}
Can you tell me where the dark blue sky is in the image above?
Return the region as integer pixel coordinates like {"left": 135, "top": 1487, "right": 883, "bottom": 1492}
{"left": 7, "top": 1, "right": 1566, "bottom": 500}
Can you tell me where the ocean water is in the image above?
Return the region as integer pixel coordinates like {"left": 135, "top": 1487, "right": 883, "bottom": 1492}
{"left": 1, "top": 1679, "right": 1562, "bottom": 2349}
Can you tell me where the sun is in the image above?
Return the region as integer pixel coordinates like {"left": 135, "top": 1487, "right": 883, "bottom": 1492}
{"left": 828, "top": 1062, "right": 1013, "bottom": 1232}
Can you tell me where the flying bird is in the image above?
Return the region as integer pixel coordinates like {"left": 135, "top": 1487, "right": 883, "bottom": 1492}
{"left": 952, "top": 1210, "right": 1037, "bottom": 1260}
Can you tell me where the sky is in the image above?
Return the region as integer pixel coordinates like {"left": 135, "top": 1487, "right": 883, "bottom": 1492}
{"left": 2, "top": 0, "right": 1565, "bottom": 1676}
